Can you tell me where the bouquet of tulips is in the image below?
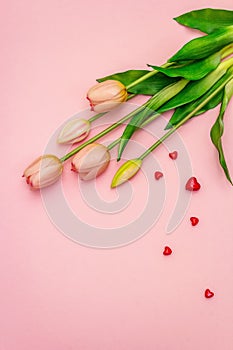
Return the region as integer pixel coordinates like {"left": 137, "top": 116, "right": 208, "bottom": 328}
{"left": 23, "top": 8, "right": 233, "bottom": 189}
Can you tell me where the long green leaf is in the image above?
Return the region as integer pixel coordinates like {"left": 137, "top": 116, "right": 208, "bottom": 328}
{"left": 174, "top": 8, "right": 233, "bottom": 34}
{"left": 97, "top": 70, "right": 148, "bottom": 85}
{"left": 149, "top": 51, "right": 221, "bottom": 80}
{"left": 158, "top": 59, "right": 233, "bottom": 113}
{"left": 97, "top": 70, "right": 179, "bottom": 95}
{"left": 210, "top": 78, "right": 233, "bottom": 185}
{"left": 194, "top": 92, "right": 223, "bottom": 116}
{"left": 117, "top": 108, "right": 155, "bottom": 160}
{"left": 168, "top": 25, "right": 233, "bottom": 62}
{"left": 165, "top": 80, "right": 225, "bottom": 129}
{"left": 117, "top": 79, "right": 188, "bottom": 160}
{"left": 165, "top": 66, "right": 233, "bottom": 129}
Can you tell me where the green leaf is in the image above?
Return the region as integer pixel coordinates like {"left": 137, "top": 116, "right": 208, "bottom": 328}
{"left": 168, "top": 25, "right": 233, "bottom": 62}
{"left": 97, "top": 70, "right": 148, "bottom": 85}
{"left": 210, "top": 78, "right": 233, "bottom": 185}
{"left": 174, "top": 8, "right": 233, "bottom": 34}
{"left": 117, "top": 108, "right": 157, "bottom": 161}
{"left": 194, "top": 91, "right": 223, "bottom": 116}
{"left": 166, "top": 87, "right": 224, "bottom": 130}
{"left": 97, "top": 70, "right": 179, "bottom": 95}
{"left": 158, "top": 58, "right": 233, "bottom": 113}
{"left": 165, "top": 65, "right": 233, "bottom": 130}
{"left": 117, "top": 79, "right": 188, "bottom": 160}
{"left": 149, "top": 51, "right": 221, "bottom": 80}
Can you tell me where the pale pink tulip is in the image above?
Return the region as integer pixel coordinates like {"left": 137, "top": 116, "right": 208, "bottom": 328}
{"left": 23, "top": 155, "right": 63, "bottom": 189}
{"left": 71, "top": 143, "right": 110, "bottom": 180}
{"left": 57, "top": 118, "right": 90, "bottom": 144}
{"left": 87, "top": 80, "right": 127, "bottom": 113}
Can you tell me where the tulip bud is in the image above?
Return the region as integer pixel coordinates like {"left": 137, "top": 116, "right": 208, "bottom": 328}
{"left": 71, "top": 143, "right": 110, "bottom": 180}
{"left": 87, "top": 80, "right": 128, "bottom": 113}
{"left": 111, "top": 158, "right": 142, "bottom": 188}
{"left": 23, "top": 155, "right": 63, "bottom": 189}
{"left": 57, "top": 118, "right": 91, "bottom": 144}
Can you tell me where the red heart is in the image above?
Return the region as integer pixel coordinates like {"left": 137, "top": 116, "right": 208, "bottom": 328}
{"left": 154, "top": 171, "right": 163, "bottom": 180}
{"left": 185, "top": 177, "right": 201, "bottom": 191}
{"left": 163, "top": 246, "right": 172, "bottom": 256}
{"left": 169, "top": 151, "right": 178, "bottom": 160}
{"left": 205, "top": 289, "right": 214, "bottom": 298}
{"left": 190, "top": 217, "right": 199, "bottom": 226}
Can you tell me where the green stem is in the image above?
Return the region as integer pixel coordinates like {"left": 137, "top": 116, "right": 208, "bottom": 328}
{"left": 89, "top": 112, "right": 105, "bottom": 123}
{"left": 107, "top": 138, "right": 120, "bottom": 150}
{"left": 60, "top": 95, "right": 154, "bottom": 162}
{"left": 139, "top": 73, "right": 233, "bottom": 161}
{"left": 125, "top": 62, "right": 172, "bottom": 90}
{"left": 107, "top": 112, "right": 161, "bottom": 150}
{"left": 88, "top": 93, "right": 136, "bottom": 123}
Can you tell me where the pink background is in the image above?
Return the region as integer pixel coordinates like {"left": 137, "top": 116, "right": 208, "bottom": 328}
{"left": 1, "top": 0, "right": 233, "bottom": 349}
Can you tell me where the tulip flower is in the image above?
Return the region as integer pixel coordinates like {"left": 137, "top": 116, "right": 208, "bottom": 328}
{"left": 71, "top": 143, "right": 110, "bottom": 180}
{"left": 87, "top": 80, "right": 128, "bottom": 113}
{"left": 23, "top": 155, "right": 63, "bottom": 189}
{"left": 111, "top": 158, "right": 142, "bottom": 188}
{"left": 57, "top": 118, "right": 91, "bottom": 144}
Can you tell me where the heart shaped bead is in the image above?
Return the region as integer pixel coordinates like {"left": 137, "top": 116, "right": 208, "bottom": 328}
{"left": 169, "top": 151, "right": 178, "bottom": 160}
{"left": 205, "top": 289, "right": 214, "bottom": 298}
{"left": 190, "top": 217, "right": 199, "bottom": 226}
{"left": 154, "top": 171, "right": 163, "bottom": 180}
{"left": 163, "top": 246, "right": 172, "bottom": 256}
{"left": 185, "top": 177, "right": 201, "bottom": 191}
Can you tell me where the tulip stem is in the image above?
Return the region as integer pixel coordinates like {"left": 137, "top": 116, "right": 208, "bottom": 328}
{"left": 125, "top": 63, "right": 172, "bottom": 90}
{"left": 60, "top": 95, "right": 155, "bottom": 162}
{"left": 138, "top": 73, "right": 233, "bottom": 161}
{"left": 88, "top": 112, "right": 105, "bottom": 123}
{"left": 107, "top": 138, "right": 121, "bottom": 150}
{"left": 88, "top": 93, "right": 136, "bottom": 123}
{"left": 107, "top": 112, "right": 161, "bottom": 151}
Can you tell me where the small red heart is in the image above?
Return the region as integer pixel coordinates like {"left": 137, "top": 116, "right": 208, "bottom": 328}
{"left": 190, "top": 217, "right": 199, "bottom": 226}
{"left": 185, "top": 177, "right": 201, "bottom": 191}
{"left": 154, "top": 171, "right": 163, "bottom": 180}
{"left": 163, "top": 246, "right": 172, "bottom": 256}
{"left": 205, "top": 289, "right": 214, "bottom": 298}
{"left": 169, "top": 151, "right": 178, "bottom": 160}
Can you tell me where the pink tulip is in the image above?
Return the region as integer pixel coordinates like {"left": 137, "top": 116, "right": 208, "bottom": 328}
{"left": 87, "top": 80, "right": 128, "bottom": 113}
{"left": 71, "top": 143, "right": 110, "bottom": 180}
{"left": 23, "top": 155, "right": 63, "bottom": 189}
{"left": 57, "top": 118, "right": 90, "bottom": 144}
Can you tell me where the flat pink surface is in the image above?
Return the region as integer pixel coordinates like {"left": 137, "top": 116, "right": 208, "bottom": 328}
{"left": 1, "top": 1, "right": 233, "bottom": 349}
